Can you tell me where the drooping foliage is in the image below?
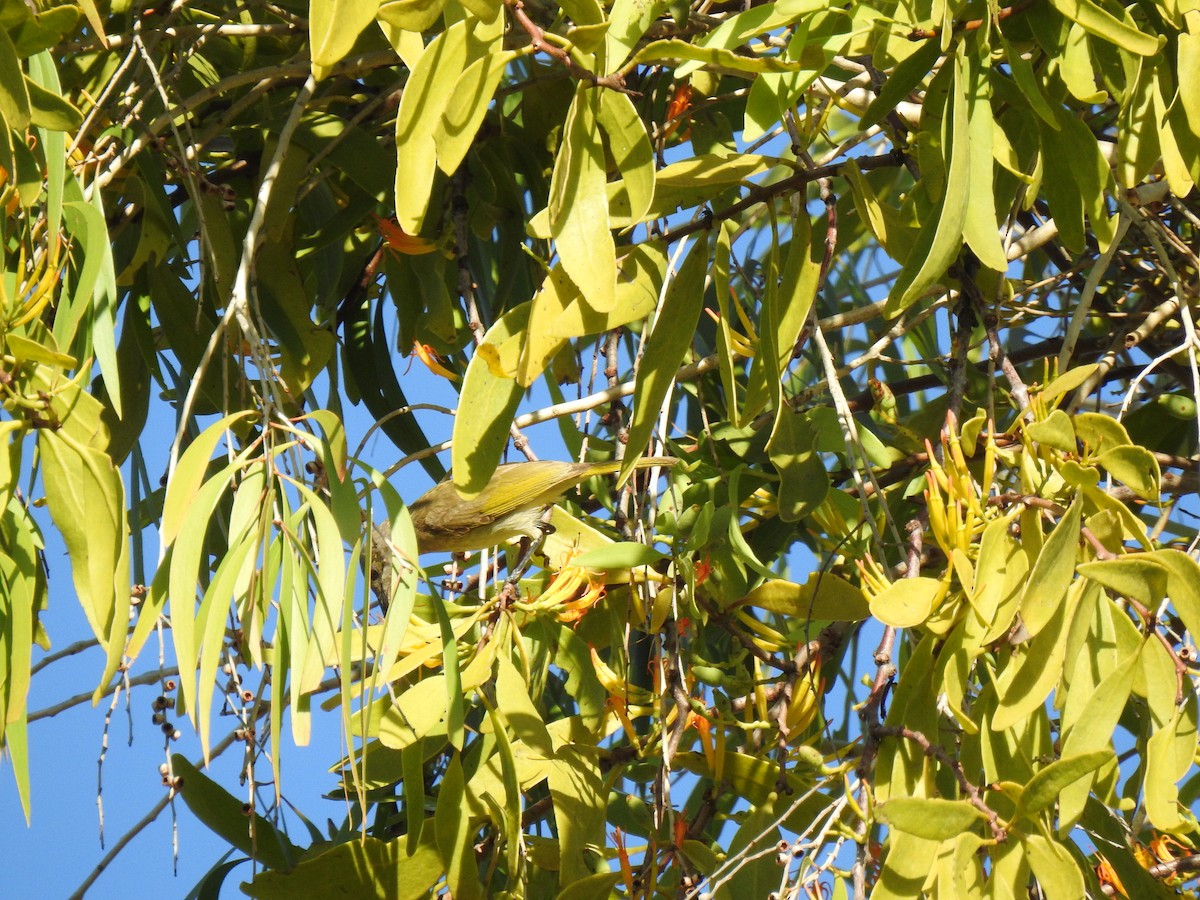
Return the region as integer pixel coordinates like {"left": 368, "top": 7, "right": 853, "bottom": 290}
{"left": 4, "top": 0, "right": 1200, "bottom": 896}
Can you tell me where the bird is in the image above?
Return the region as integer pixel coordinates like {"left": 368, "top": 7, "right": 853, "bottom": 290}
{"left": 407, "top": 457, "right": 677, "bottom": 554}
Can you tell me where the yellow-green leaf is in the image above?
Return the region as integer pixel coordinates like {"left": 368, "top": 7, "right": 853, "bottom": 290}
{"left": 1019, "top": 496, "right": 1081, "bottom": 637}
{"left": 870, "top": 576, "right": 945, "bottom": 628}
{"left": 1077, "top": 556, "right": 1168, "bottom": 606}
{"left": 452, "top": 303, "right": 529, "bottom": 497}
{"left": 394, "top": 20, "right": 471, "bottom": 232}
{"left": 878, "top": 797, "right": 986, "bottom": 840}
{"left": 618, "top": 236, "right": 708, "bottom": 484}
{"left": 597, "top": 90, "right": 655, "bottom": 225}
{"left": 309, "top": 0, "right": 381, "bottom": 74}
{"left": 887, "top": 50, "right": 970, "bottom": 314}
{"left": 1097, "top": 445, "right": 1160, "bottom": 500}
{"left": 1047, "top": 0, "right": 1161, "bottom": 56}
{"left": 549, "top": 85, "right": 616, "bottom": 313}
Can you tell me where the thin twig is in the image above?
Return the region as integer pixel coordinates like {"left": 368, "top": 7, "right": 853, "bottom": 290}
{"left": 68, "top": 729, "right": 240, "bottom": 900}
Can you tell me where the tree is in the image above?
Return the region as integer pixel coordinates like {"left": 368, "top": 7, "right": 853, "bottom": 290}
{"left": 3, "top": 0, "right": 1200, "bottom": 895}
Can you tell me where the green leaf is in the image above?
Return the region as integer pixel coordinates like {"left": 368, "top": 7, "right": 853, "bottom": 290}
{"left": 379, "top": 676, "right": 450, "bottom": 750}
{"left": 878, "top": 797, "right": 986, "bottom": 840}
{"left": 549, "top": 747, "right": 606, "bottom": 886}
{"left": 596, "top": 91, "right": 655, "bottom": 225}
{"left": 1179, "top": 16, "right": 1200, "bottom": 140}
{"left": 196, "top": 530, "right": 260, "bottom": 760}
{"left": 8, "top": 5, "right": 81, "bottom": 58}
{"left": 744, "top": 215, "right": 821, "bottom": 421}
{"left": 1015, "top": 750, "right": 1114, "bottom": 820}
{"left": 82, "top": 185, "right": 123, "bottom": 416}
{"left": 1019, "top": 496, "right": 1081, "bottom": 637}
{"left": 3, "top": 332, "right": 76, "bottom": 369}
{"left": 993, "top": 578, "right": 1082, "bottom": 731}
{"left": 23, "top": 73, "right": 80, "bottom": 130}
{"left": 309, "top": 0, "right": 382, "bottom": 73}
{"left": 574, "top": 542, "right": 666, "bottom": 569}
{"left": 452, "top": 302, "right": 529, "bottom": 497}
{"left": 549, "top": 84, "right": 616, "bottom": 313}
{"left": 393, "top": 19, "right": 471, "bottom": 232}
{"left": 1097, "top": 445, "right": 1160, "bottom": 500}
{"left": 1046, "top": 0, "right": 1161, "bottom": 56}
{"left": 743, "top": 573, "right": 869, "bottom": 621}
{"left": 1057, "top": 648, "right": 1137, "bottom": 831}
{"left": 618, "top": 236, "right": 708, "bottom": 484}
{"left": 1077, "top": 556, "right": 1168, "bottom": 606}
{"left": 244, "top": 832, "right": 443, "bottom": 900}
{"left": 1023, "top": 834, "right": 1084, "bottom": 900}
{"left": 0, "top": 25, "right": 31, "bottom": 130}
{"left": 37, "top": 429, "right": 130, "bottom": 700}
{"left": 435, "top": 48, "right": 512, "bottom": 176}
{"left": 887, "top": 50, "right": 970, "bottom": 314}
{"left": 861, "top": 39, "right": 941, "bottom": 130}
{"left": 767, "top": 409, "right": 828, "bottom": 522}
{"left": 604, "top": 0, "right": 667, "bottom": 71}
{"left": 998, "top": 31, "right": 1060, "bottom": 128}
{"left": 495, "top": 652, "right": 555, "bottom": 757}
{"left": 870, "top": 576, "right": 944, "bottom": 628}
{"left": 1152, "top": 549, "right": 1200, "bottom": 643}
{"left": 555, "top": 873, "right": 624, "bottom": 900}
{"left": 1073, "top": 412, "right": 1131, "bottom": 454}
{"left": 962, "top": 54, "right": 1006, "bottom": 271}
{"left": 161, "top": 412, "right": 255, "bottom": 546}
{"left": 434, "top": 753, "right": 482, "bottom": 900}
{"left": 1026, "top": 409, "right": 1076, "bottom": 452}
{"left": 632, "top": 38, "right": 813, "bottom": 74}
{"left": 378, "top": 0, "right": 446, "bottom": 32}
{"left": 1145, "top": 695, "right": 1198, "bottom": 832}
{"left": 172, "top": 754, "right": 300, "bottom": 871}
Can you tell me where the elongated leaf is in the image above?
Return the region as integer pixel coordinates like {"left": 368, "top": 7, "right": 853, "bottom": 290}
{"left": 1019, "top": 496, "right": 1081, "bottom": 637}
{"left": 861, "top": 39, "right": 941, "bottom": 130}
{"left": 596, "top": 91, "right": 655, "bottom": 225}
{"left": 1144, "top": 697, "right": 1197, "bottom": 832}
{"left": 244, "top": 832, "right": 442, "bottom": 899}
{"left": 0, "top": 26, "right": 30, "bottom": 130}
{"left": 992, "top": 578, "right": 1083, "bottom": 730}
{"left": 878, "top": 797, "right": 986, "bottom": 840}
{"left": 768, "top": 409, "right": 828, "bottom": 522}
{"left": 1047, "top": 0, "right": 1160, "bottom": 56}
{"left": 742, "top": 573, "right": 869, "bottom": 621}
{"left": 1016, "top": 750, "right": 1114, "bottom": 820}
{"left": 309, "top": 0, "right": 381, "bottom": 73}
{"left": 162, "top": 411, "right": 256, "bottom": 545}
{"left": 435, "top": 48, "right": 512, "bottom": 176}
{"left": 871, "top": 576, "right": 944, "bottom": 628}
{"left": 434, "top": 753, "right": 481, "bottom": 899}
{"left": 394, "top": 20, "right": 471, "bottom": 232}
{"left": 1024, "top": 834, "right": 1084, "bottom": 900}
{"left": 1058, "top": 648, "right": 1137, "bottom": 831}
{"left": 619, "top": 236, "right": 709, "bottom": 484}
{"left": 887, "top": 50, "right": 970, "bottom": 313}
{"left": 38, "top": 429, "right": 129, "bottom": 700}
{"left": 452, "top": 302, "right": 529, "bottom": 496}
{"left": 549, "top": 84, "right": 616, "bottom": 313}
{"left": 962, "top": 54, "right": 1006, "bottom": 270}
{"left": 636, "top": 38, "right": 810, "bottom": 74}
{"left": 172, "top": 754, "right": 300, "bottom": 871}
{"left": 744, "top": 213, "right": 820, "bottom": 420}
{"left": 549, "top": 747, "right": 606, "bottom": 886}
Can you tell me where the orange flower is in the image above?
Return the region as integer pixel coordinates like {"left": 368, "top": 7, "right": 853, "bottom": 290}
{"left": 373, "top": 214, "right": 437, "bottom": 255}
{"left": 1095, "top": 854, "right": 1128, "bottom": 897}
{"left": 662, "top": 83, "right": 693, "bottom": 142}
{"left": 411, "top": 341, "right": 460, "bottom": 382}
